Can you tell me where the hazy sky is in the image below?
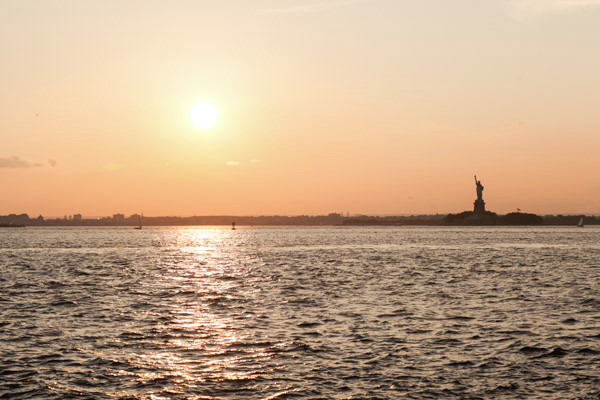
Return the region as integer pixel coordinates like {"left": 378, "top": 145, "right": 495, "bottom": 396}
{"left": 2, "top": 0, "right": 600, "bottom": 216}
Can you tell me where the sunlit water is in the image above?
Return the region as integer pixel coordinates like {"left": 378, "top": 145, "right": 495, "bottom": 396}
{"left": 1, "top": 226, "right": 600, "bottom": 399}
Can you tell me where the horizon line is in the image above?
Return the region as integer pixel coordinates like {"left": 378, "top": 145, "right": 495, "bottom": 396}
{"left": 5, "top": 212, "right": 599, "bottom": 219}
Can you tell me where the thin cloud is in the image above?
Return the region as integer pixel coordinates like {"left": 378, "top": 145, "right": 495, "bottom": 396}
{"left": 260, "top": 0, "right": 369, "bottom": 15}
{"left": 509, "top": 0, "right": 600, "bottom": 18}
{"left": 104, "top": 162, "right": 124, "bottom": 171}
{"left": 547, "top": 0, "right": 600, "bottom": 5}
{"left": 0, "top": 156, "right": 42, "bottom": 168}
{"left": 48, "top": 159, "right": 57, "bottom": 167}
{"left": 225, "top": 161, "right": 240, "bottom": 167}
{"left": 250, "top": 159, "right": 260, "bottom": 164}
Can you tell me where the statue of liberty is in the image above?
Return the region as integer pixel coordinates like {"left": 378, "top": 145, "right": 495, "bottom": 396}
{"left": 474, "top": 175, "right": 484, "bottom": 201}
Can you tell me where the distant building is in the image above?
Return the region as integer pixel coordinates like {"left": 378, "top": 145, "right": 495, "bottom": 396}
{"left": 73, "top": 214, "right": 82, "bottom": 222}
{"left": 112, "top": 213, "right": 125, "bottom": 220}
{"left": 326, "top": 213, "right": 344, "bottom": 224}
{"left": 0, "top": 214, "right": 29, "bottom": 224}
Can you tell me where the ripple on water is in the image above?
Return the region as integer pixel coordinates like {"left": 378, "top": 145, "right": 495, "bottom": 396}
{"left": 1, "top": 226, "right": 600, "bottom": 399}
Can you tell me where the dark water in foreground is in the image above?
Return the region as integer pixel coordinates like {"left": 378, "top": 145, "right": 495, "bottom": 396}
{"left": 1, "top": 226, "right": 600, "bottom": 399}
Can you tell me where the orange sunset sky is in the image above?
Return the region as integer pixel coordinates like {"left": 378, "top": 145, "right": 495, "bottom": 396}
{"left": 2, "top": 0, "right": 600, "bottom": 217}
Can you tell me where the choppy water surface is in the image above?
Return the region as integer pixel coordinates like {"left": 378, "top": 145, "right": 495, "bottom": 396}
{"left": 1, "top": 226, "right": 600, "bottom": 399}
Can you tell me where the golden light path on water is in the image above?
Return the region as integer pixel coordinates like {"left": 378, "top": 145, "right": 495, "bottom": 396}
{"left": 121, "top": 228, "right": 286, "bottom": 399}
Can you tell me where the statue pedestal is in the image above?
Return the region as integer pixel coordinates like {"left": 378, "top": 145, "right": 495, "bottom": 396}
{"left": 473, "top": 199, "right": 486, "bottom": 215}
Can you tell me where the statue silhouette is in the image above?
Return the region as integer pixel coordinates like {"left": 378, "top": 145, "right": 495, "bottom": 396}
{"left": 474, "top": 175, "right": 484, "bottom": 201}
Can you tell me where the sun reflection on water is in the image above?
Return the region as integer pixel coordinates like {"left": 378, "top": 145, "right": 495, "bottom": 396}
{"left": 129, "top": 227, "right": 267, "bottom": 391}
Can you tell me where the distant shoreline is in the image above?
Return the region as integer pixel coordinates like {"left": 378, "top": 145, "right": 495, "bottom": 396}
{"left": 1, "top": 213, "right": 597, "bottom": 227}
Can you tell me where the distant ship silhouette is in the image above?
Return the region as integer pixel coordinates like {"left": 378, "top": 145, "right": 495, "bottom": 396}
{"left": 134, "top": 213, "right": 142, "bottom": 230}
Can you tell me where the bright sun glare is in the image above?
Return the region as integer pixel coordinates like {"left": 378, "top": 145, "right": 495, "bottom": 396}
{"left": 190, "top": 102, "right": 218, "bottom": 130}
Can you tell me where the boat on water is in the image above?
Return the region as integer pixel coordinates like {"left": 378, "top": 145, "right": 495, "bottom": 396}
{"left": 232, "top": 221, "right": 236, "bottom": 230}
{"left": 577, "top": 216, "right": 584, "bottom": 228}
{"left": 134, "top": 214, "right": 142, "bottom": 230}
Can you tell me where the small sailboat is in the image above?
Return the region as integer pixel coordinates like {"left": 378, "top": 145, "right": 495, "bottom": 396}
{"left": 134, "top": 213, "right": 142, "bottom": 230}
{"left": 577, "top": 216, "right": 584, "bottom": 228}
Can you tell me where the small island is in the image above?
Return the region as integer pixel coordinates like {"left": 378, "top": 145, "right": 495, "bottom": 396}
{"left": 444, "top": 176, "right": 542, "bottom": 225}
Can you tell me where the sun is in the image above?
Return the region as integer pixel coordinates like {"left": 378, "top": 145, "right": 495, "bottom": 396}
{"left": 190, "top": 102, "right": 218, "bottom": 130}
